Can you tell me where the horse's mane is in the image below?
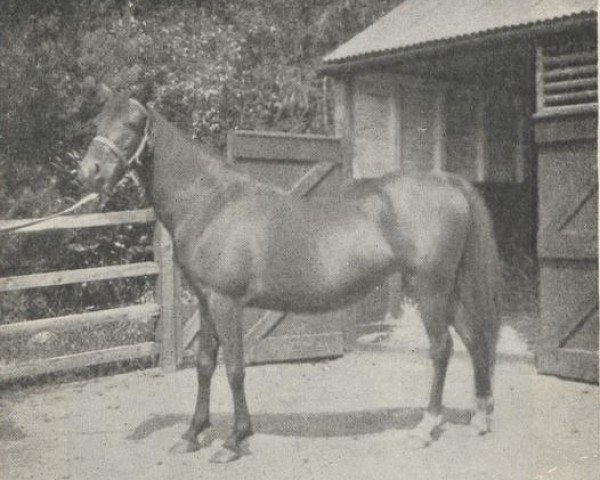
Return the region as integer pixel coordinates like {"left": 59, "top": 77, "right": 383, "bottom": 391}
{"left": 150, "top": 110, "right": 285, "bottom": 195}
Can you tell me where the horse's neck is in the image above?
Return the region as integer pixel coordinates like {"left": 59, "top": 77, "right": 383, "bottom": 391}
{"left": 148, "top": 111, "right": 235, "bottom": 232}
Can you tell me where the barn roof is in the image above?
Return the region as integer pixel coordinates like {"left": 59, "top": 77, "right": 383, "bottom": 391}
{"left": 323, "top": 0, "right": 597, "bottom": 66}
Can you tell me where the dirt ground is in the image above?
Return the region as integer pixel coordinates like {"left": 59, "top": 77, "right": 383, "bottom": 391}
{"left": 1, "top": 336, "right": 598, "bottom": 480}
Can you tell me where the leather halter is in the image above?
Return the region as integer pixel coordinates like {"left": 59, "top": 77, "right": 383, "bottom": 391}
{"left": 91, "top": 98, "right": 150, "bottom": 167}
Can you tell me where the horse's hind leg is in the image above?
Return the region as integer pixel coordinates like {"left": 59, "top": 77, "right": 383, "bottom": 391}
{"left": 453, "top": 313, "right": 496, "bottom": 435}
{"left": 208, "top": 292, "right": 253, "bottom": 463}
{"left": 171, "top": 292, "right": 219, "bottom": 454}
{"left": 409, "top": 288, "right": 457, "bottom": 447}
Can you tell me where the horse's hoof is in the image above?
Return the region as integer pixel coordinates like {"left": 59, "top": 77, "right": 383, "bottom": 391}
{"left": 469, "top": 412, "right": 492, "bottom": 436}
{"left": 403, "top": 431, "right": 433, "bottom": 449}
{"left": 402, "top": 411, "right": 442, "bottom": 449}
{"left": 209, "top": 447, "right": 244, "bottom": 464}
{"left": 209, "top": 439, "right": 250, "bottom": 464}
{"left": 169, "top": 439, "right": 201, "bottom": 454}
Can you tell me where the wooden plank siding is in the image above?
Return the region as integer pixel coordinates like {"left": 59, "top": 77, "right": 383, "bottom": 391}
{"left": 227, "top": 130, "right": 343, "bottom": 163}
{"left": 535, "top": 107, "right": 598, "bottom": 383}
{"left": 536, "top": 43, "right": 598, "bottom": 113}
{"left": 289, "top": 162, "right": 339, "bottom": 197}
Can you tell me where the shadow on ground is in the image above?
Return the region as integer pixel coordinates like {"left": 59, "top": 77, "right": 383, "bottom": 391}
{"left": 127, "top": 407, "right": 473, "bottom": 442}
{"left": 0, "top": 418, "right": 27, "bottom": 441}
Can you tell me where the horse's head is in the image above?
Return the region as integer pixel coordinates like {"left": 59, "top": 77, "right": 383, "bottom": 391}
{"left": 78, "top": 84, "right": 149, "bottom": 197}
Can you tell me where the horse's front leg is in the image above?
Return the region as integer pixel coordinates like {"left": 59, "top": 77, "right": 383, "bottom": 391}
{"left": 209, "top": 292, "right": 253, "bottom": 463}
{"left": 171, "top": 292, "right": 219, "bottom": 454}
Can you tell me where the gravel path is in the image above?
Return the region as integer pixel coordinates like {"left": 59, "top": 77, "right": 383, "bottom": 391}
{"left": 1, "top": 346, "right": 598, "bottom": 480}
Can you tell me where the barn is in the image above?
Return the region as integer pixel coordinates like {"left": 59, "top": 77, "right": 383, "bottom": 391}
{"left": 320, "top": 0, "right": 598, "bottom": 382}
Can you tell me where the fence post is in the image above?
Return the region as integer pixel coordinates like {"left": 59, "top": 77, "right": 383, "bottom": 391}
{"left": 154, "top": 221, "right": 178, "bottom": 371}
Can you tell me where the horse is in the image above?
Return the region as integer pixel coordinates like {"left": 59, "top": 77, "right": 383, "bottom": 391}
{"left": 78, "top": 85, "right": 501, "bottom": 463}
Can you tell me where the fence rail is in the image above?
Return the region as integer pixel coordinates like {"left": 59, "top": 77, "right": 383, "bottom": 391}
{"left": 0, "top": 303, "right": 159, "bottom": 337}
{"left": 0, "top": 342, "right": 160, "bottom": 383}
{"left": 227, "top": 130, "right": 343, "bottom": 163}
{"left": 0, "top": 208, "right": 177, "bottom": 383}
{"left": 0, "top": 262, "right": 159, "bottom": 292}
{"left": 0, "top": 208, "right": 155, "bottom": 232}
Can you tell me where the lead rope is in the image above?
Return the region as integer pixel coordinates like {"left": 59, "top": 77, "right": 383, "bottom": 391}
{"left": 0, "top": 193, "right": 100, "bottom": 233}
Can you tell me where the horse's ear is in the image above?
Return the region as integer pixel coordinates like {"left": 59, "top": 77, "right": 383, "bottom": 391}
{"left": 134, "top": 81, "right": 153, "bottom": 106}
{"left": 97, "top": 83, "right": 114, "bottom": 104}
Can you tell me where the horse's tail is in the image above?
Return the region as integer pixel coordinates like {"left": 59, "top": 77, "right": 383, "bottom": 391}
{"left": 453, "top": 177, "right": 502, "bottom": 365}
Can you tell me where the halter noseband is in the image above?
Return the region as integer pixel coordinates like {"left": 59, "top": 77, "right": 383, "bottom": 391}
{"left": 91, "top": 98, "right": 150, "bottom": 167}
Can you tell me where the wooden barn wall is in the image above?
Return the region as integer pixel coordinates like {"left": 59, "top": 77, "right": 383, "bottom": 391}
{"left": 351, "top": 73, "right": 399, "bottom": 178}
{"left": 535, "top": 111, "right": 598, "bottom": 382}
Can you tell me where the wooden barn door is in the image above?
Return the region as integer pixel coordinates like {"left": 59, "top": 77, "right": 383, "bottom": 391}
{"left": 534, "top": 42, "right": 598, "bottom": 382}
{"left": 178, "top": 131, "right": 346, "bottom": 365}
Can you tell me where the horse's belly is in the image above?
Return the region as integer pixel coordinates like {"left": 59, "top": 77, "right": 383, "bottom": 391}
{"left": 247, "top": 266, "right": 389, "bottom": 312}
{"left": 247, "top": 222, "right": 395, "bottom": 312}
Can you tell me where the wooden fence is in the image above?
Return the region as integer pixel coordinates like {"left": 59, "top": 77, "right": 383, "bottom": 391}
{"left": 0, "top": 209, "right": 179, "bottom": 383}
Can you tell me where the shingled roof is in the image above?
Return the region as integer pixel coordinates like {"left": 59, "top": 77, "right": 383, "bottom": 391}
{"left": 323, "top": 0, "right": 597, "bottom": 65}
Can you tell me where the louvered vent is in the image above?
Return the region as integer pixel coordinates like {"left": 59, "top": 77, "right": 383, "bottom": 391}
{"left": 536, "top": 42, "right": 597, "bottom": 113}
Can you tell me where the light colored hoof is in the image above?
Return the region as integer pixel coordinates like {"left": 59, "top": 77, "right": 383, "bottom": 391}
{"left": 169, "top": 439, "right": 200, "bottom": 454}
{"left": 405, "top": 412, "right": 443, "bottom": 448}
{"left": 470, "top": 412, "right": 492, "bottom": 436}
{"left": 470, "top": 396, "right": 494, "bottom": 436}
{"left": 404, "top": 431, "right": 433, "bottom": 449}
{"left": 209, "top": 447, "right": 246, "bottom": 464}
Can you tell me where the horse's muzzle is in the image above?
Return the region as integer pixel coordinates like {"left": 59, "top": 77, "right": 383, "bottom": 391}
{"left": 77, "top": 158, "right": 103, "bottom": 192}
{"left": 78, "top": 147, "right": 120, "bottom": 195}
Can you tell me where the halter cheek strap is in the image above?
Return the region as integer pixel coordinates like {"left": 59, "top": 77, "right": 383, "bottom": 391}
{"left": 91, "top": 99, "right": 151, "bottom": 167}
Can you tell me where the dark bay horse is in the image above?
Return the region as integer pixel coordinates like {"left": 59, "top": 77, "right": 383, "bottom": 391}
{"left": 78, "top": 86, "right": 501, "bottom": 463}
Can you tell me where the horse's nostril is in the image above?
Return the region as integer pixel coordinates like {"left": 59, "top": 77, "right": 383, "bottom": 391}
{"left": 94, "top": 163, "right": 101, "bottom": 176}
